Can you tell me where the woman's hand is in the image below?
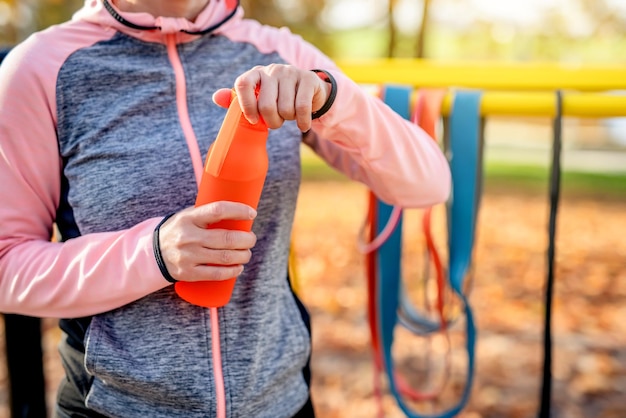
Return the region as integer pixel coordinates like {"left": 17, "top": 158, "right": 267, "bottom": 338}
{"left": 212, "top": 64, "right": 331, "bottom": 132}
{"left": 158, "top": 202, "right": 258, "bottom": 282}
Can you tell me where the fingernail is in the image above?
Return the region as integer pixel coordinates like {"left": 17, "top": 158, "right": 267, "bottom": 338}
{"left": 249, "top": 208, "right": 257, "bottom": 219}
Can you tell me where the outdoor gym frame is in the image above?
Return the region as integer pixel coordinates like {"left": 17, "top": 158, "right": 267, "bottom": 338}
{"left": 338, "top": 59, "right": 626, "bottom": 117}
{"left": 338, "top": 58, "right": 626, "bottom": 418}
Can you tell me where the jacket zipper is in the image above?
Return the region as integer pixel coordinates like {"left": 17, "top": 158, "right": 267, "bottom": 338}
{"left": 164, "top": 33, "right": 227, "bottom": 418}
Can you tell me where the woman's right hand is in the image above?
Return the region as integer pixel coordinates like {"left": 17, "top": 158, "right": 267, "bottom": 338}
{"left": 157, "top": 202, "right": 258, "bottom": 282}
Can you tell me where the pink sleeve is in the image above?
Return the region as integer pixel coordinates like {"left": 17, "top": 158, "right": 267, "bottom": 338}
{"left": 222, "top": 22, "right": 451, "bottom": 208}
{"left": 0, "top": 30, "right": 168, "bottom": 318}
{"left": 305, "top": 71, "right": 451, "bottom": 207}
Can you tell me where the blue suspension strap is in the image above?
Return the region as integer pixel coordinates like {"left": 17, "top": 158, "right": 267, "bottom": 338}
{"left": 371, "top": 87, "right": 482, "bottom": 417}
{"left": 366, "top": 86, "right": 442, "bottom": 412}
{"left": 366, "top": 86, "right": 409, "bottom": 408}
{"left": 437, "top": 91, "right": 483, "bottom": 416}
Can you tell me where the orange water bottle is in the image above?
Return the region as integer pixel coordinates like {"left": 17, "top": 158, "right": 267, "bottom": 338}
{"left": 175, "top": 93, "right": 269, "bottom": 308}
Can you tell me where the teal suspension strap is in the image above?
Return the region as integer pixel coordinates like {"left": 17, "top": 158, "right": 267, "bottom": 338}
{"left": 374, "top": 87, "right": 482, "bottom": 417}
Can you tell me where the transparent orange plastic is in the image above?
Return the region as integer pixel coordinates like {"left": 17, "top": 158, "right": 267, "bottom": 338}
{"left": 175, "top": 94, "right": 269, "bottom": 307}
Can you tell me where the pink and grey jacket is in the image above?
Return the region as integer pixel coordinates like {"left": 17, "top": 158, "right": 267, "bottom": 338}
{"left": 0, "top": 0, "right": 450, "bottom": 416}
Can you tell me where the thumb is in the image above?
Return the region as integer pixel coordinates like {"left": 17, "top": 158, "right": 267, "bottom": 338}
{"left": 212, "top": 88, "right": 234, "bottom": 109}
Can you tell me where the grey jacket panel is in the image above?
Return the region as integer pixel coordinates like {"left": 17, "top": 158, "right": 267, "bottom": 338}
{"left": 56, "top": 31, "right": 308, "bottom": 417}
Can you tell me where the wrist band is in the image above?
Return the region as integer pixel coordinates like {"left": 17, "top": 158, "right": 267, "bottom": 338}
{"left": 311, "top": 69, "right": 337, "bottom": 119}
{"left": 152, "top": 213, "right": 178, "bottom": 283}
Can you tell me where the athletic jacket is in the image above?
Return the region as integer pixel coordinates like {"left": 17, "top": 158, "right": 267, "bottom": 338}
{"left": 0, "top": 0, "right": 451, "bottom": 416}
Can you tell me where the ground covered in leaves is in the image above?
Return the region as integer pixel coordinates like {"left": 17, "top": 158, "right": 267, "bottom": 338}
{"left": 0, "top": 180, "right": 624, "bottom": 418}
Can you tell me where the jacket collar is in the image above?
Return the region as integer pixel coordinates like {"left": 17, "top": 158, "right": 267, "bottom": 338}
{"left": 74, "top": 0, "right": 242, "bottom": 40}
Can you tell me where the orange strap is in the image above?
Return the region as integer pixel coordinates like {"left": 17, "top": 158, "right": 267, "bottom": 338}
{"left": 415, "top": 88, "right": 448, "bottom": 328}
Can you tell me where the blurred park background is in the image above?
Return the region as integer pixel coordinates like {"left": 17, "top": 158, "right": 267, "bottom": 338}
{"left": 0, "top": 1, "right": 625, "bottom": 417}
{"left": 3, "top": 0, "right": 626, "bottom": 61}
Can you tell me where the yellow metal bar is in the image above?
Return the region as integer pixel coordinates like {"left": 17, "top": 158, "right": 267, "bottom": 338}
{"left": 438, "top": 92, "right": 626, "bottom": 117}
{"left": 337, "top": 59, "right": 626, "bottom": 92}
{"left": 337, "top": 59, "right": 626, "bottom": 117}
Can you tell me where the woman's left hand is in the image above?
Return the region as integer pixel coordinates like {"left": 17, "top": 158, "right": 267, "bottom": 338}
{"left": 212, "top": 64, "right": 331, "bottom": 132}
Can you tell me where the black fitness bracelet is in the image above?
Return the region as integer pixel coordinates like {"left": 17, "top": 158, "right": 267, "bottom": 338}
{"left": 311, "top": 69, "right": 337, "bottom": 120}
{"left": 153, "top": 213, "right": 178, "bottom": 284}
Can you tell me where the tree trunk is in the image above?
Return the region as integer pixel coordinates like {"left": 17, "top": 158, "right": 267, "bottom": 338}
{"left": 387, "top": 0, "right": 398, "bottom": 58}
{"left": 415, "top": 0, "right": 432, "bottom": 58}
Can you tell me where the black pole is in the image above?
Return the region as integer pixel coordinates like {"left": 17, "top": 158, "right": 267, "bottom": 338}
{"left": 4, "top": 315, "right": 47, "bottom": 418}
{"left": 539, "top": 90, "right": 563, "bottom": 418}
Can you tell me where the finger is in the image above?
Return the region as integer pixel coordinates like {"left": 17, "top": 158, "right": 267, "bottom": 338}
{"left": 234, "top": 70, "right": 262, "bottom": 124}
{"left": 191, "top": 248, "right": 252, "bottom": 267}
{"left": 191, "top": 264, "right": 245, "bottom": 282}
{"left": 277, "top": 75, "right": 297, "bottom": 122}
{"left": 199, "top": 229, "right": 257, "bottom": 250}
{"left": 257, "top": 74, "right": 283, "bottom": 129}
{"left": 193, "top": 201, "right": 257, "bottom": 227}
{"left": 212, "top": 88, "right": 234, "bottom": 109}
{"left": 294, "top": 75, "right": 316, "bottom": 132}
{"left": 311, "top": 72, "right": 331, "bottom": 113}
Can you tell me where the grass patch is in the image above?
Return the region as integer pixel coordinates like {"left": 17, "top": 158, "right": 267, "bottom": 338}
{"left": 301, "top": 149, "right": 626, "bottom": 200}
{"left": 484, "top": 163, "right": 626, "bottom": 199}
{"left": 301, "top": 150, "right": 348, "bottom": 181}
